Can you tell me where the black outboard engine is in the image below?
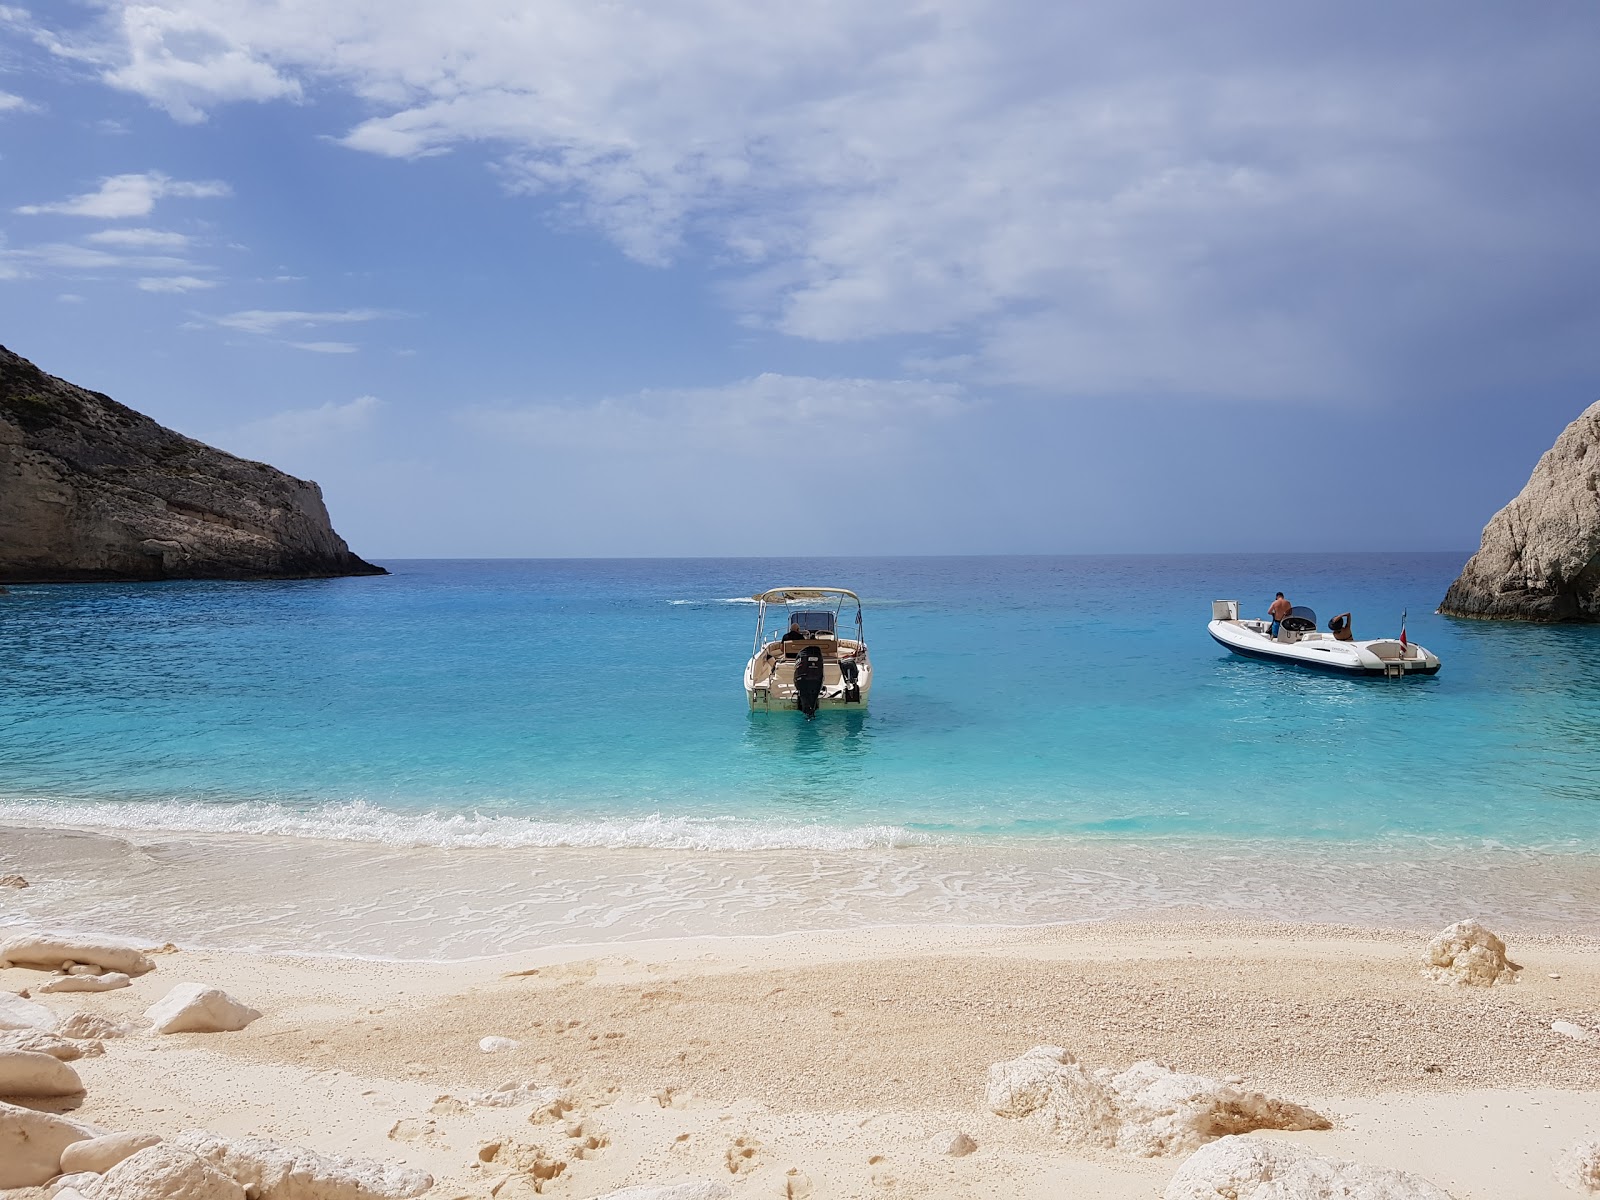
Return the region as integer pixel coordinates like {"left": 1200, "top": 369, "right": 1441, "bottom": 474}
{"left": 793, "top": 646, "right": 824, "bottom": 719}
{"left": 840, "top": 656, "right": 861, "bottom": 704}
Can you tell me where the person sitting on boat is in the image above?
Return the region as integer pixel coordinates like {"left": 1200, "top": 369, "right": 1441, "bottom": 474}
{"left": 781, "top": 616, "right": 809, "bottom": 643}
{"left": 1329, "top": 612, "right": 1355, "bottom": 642}
{"left": 1268, "top": 592, "right": 1292, "bottom": 638}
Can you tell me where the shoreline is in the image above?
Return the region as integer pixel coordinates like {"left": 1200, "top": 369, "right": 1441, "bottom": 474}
{"left": 4, "top": 920, "right": 1598, "bottom": 1199}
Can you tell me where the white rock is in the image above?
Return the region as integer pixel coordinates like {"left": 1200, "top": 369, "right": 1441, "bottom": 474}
{"left": 50, "top": 1172, "right": 104, "bottom": 1194}
{"left": 0, "top": 1099, "right": 99, "bottom": 1188}
{"left": 986, "top": 1046, "right": 1327, "bottom": 1157}
{"left": 40, "top": 972, "right": 132, "bottom": 994}
{"left": 146, "top": 984, "right": 261, "bottom": 1034}
{"left": 1106, "top": 1059, "right": 1329, "bottom": 1158}
{"left": 0, "top": 990, "right": 58, "bottom": 1031}
{"left": 0, "top": 935, "right": 155, "bottom": 977}
{"left": 985, "top": 1046, "right": 1119, "bottom": 1145}
{"left": 0, "top": 1029, "right": 94, "bottom": 1060}
{"left": 62, "top": 1132, "right": 165, "bottom": 1175}
{"left": 55, "top": 1189, "right": 93, "bottom": 1200}
{"left": 1552, "top": 1020, "right": 1598, "bottom": 1044}
{"left": 58, "top": 1012, "right": 133, "bottom": 1040}
{"left": 1165, "top": 1135, "right": 1457, "bottom": 1199}
{"left": 68, "top": 964, "right": 105, "bottom": 976}
{"left": 477, "top": 1036, "right": 520, "bottom": 1053}
{"left": 594, "top": 1183, "right": 733, "bottom": 1200}
{"left": 0, "top": 1048, "right": 86, "bottom": 1097}
{"left": 1556, "top": 1138, "right": 1600, "bottom": 1193}
{"left": 462, "top": 1081, "right": 570, "bottom": 1111}
{"left": 171, "top": 1131, "right": 433, "bottom": 1200}
{"left": 1422, "top": 920, "right": 1521, "bottom": 986}
{"left": 939, "top": 1131, "right": 978, "bottom": 1157}
{"left": 94, "top": 1145, "right": 247, "bottom": 1200}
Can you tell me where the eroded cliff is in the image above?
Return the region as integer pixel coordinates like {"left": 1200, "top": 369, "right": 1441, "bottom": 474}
{"left": 1440, "top": 398, "right": 1600, "bottom": 621}
{"left": 0, "top": 345, "right": 385, "bottom": 582}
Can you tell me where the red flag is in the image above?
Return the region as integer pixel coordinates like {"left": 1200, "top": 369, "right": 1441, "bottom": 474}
{"left": 1400, "top": 609, "right": 1408, "bottom": 649}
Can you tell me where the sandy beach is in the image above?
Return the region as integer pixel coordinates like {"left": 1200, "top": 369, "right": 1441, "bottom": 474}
{"left": 5, "top": 918, "right": 1599, "bottom": 1199}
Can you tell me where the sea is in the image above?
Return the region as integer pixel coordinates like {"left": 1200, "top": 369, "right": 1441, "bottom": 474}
{"left": 3, "top": 554, "right": 1599, "bottom": 958}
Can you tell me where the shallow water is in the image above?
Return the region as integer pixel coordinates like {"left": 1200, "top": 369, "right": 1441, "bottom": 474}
{"left": 2, "top": 554, "right": 1598, "bottom": 951}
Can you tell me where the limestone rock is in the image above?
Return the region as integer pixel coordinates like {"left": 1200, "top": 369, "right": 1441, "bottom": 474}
{"left": 986, "top": 1046, "right": 1328, "bottom": 1157}
{"left": 0, "top": 1048, "right": 85, "bottom": 1096}
{"left": 93, "top": 1145, "right": 247, "bottom": 1200}
{"left": 1107, "top": 1059, "right": 1330, "bottom": 1158}
{"left": 1552, "top": 1021, "right": 1598, "bottom": 1044}
{"left": 0, "top": 874, "right": 27, "bottom": 887}
{"left": 593, "top": 1183, "right": 733, "bottom": 1200}
{"left": 0, "top": 934, "right": 155, "bottom": 977}
{"left": 0, "top": 1029, "right": 95, "bottom": 1059}
{"left": 40, "top": 972, "right": 132, "bottom": 994}
{"left": 0, "top": 990, "right": 58, "bottom": 1031}
{"left": 1164, "top": 1135, "right": 1457, "bottom": 1199}
{"left": 0, "top": 1099, "right": 98, "bottom": 1188}
{"left": 58, "top": 1012, "right": 132, "bottom": 1040}
{"left": 0, "top": 345, "right": 384, "bottom": 583}
{"left": 62, "top": 1132, "right": 165, "bottom": 1175}
{"left": 1440, "top": 399, "right": 1600, "bottom": 621}
{"left": 938, "top": 1131, "right": 978, "bottom": 1157}
{"left": 478, "top": 1036, "right": 520, "bottom": 1053}
{"left": 1422, "top": 920, "right": 1521, "bottom": 986}
{"left": 1557, "top": 1138, "right": 1600, "bottom": 1193}
{"left": 458, "top": 1081, "right": 570, "bottom": 1111}
{"left": 170, "top": 1131, "right": 434, "bottom": 1200}
{"left": 52, "top": 1172, "right": 105, "bottom": 1194}
{"left": 146, "top": 984, "right": 261, "bottom": 1034}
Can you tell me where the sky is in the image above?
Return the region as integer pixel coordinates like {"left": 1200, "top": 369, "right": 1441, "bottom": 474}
{"left": 1, "top": 2, "right": 1598, "bottom": 558}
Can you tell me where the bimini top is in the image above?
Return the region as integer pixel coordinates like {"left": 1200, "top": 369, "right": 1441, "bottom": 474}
{"left": 752, "top": 587, "right": 862, "bottom": 605}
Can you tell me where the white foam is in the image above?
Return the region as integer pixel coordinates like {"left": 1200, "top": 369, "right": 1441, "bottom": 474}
{"left": 667, "top": 597, "right": 760, "bottom": 605}
{"left": 0, "top": 797, "right": 931, "bottom": 852}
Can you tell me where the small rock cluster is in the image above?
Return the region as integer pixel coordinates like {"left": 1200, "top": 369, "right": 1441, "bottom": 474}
{"left": 1421, "top": 920, "right": 1521, "bottom": 987}
{"left": 1163, "top": 1135, "right": 1456, "bottom": 1199}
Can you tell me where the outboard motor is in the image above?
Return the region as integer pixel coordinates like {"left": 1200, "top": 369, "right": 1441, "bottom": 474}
{"left": 840, "top": 656, "right": 861, "bottom": 704}
{"left": 793, "top": 646, "right": 824, "bottom": 719}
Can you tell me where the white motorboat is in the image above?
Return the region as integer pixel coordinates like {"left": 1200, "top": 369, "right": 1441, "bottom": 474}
{"left": 744, "top": 587, "right": 872, "bottom": 715}
{"left": 1207, "top": 600, "right": 1440, "bottom": 677}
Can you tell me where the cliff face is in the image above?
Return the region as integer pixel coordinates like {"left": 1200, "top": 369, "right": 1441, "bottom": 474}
{"left": 0, "top": 345, "right": 385, "bottom": 583}
{"left": 1440, "top": 399, "right": 1600, "bottom": 622}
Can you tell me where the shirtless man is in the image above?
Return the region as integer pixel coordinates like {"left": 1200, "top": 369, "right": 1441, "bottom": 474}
{"left": 1268, "top": 592, "right": 1292, "bottom": 638}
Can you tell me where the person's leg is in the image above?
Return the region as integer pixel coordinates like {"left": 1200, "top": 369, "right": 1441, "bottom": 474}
{"left": 1269, "top": 619, "right": 1280, "bottom": 638}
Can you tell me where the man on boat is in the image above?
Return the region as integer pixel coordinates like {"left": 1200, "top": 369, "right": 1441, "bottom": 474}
{"left": 781, "top": 616, "right": 808, "bottom": 643}
{"left": 1268, "top": 592, "right": 1292, "bottom": 638}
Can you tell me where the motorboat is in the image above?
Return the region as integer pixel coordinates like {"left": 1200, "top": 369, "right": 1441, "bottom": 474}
{"left": 745, "top": 587, "right": 872, "bottom": 715}
{"left": 1207, "top": 600, "right": 1441, "bottom": 677}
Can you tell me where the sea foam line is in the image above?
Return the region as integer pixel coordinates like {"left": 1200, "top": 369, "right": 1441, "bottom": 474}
{"left": 0, "top": 797, "right": 931, "bottom": 852}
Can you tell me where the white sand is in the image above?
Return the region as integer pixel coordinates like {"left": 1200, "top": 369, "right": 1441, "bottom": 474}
{"left": 5, "top": 921, "right": 1599, "bottom": 1199}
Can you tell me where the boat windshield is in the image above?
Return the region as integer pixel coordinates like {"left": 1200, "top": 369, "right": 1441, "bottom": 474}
{"left": 783, "top": 610, "right": 837, "bottom": 636}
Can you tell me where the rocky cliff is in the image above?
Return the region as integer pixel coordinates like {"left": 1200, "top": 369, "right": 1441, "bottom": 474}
{"left": 1440, "top": 399, "right": 1600, "bottom": 621}
{"left": 0, "top": 345, "right": 385, "bottom": 582}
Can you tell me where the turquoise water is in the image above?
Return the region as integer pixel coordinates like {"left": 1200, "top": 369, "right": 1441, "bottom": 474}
{"left": 3, "top": 554, "right": 1598, "bottom": 852}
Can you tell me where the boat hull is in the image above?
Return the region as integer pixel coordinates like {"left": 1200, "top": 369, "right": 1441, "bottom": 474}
{"left": 1208, "top": 620, "right": 1440, "bottom": 676}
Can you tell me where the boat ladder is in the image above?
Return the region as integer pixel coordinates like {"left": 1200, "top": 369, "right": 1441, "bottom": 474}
{"left": 1382, "top": 660, "right": 1406, "bottom": 678}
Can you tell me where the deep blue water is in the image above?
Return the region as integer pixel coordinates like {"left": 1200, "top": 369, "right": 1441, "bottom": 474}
{"left": 2, "top": 554, "right": 1598, "bottom": 850}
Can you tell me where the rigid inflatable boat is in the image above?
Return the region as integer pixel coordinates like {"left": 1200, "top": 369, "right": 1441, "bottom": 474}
{"left": 1207, "top": 600, "right": 1440, "bottom": 677}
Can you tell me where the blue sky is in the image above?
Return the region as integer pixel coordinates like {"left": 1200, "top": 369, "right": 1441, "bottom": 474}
{"left": 2, "top": 2, "right": 1598, "bottom": 558}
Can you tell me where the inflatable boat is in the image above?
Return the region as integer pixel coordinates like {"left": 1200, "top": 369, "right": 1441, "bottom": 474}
{"left": 1207, "top": 600, "right": 1440, "bottom": 677}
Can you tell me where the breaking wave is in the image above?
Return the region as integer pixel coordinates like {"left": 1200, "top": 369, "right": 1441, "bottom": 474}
{"left": 0, "top": 797, "right": 932, "bottom": 852}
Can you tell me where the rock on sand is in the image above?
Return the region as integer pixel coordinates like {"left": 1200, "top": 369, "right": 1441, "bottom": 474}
{"left": 0, "top": 1029, "right": 97, "bottom": 1059}
{"left": 987, "top": 1046, "right": 1328, "bottom": 1157}
{"left": 0, "top": 990, "right": 58, "bottom": 1031}
{"left": 0, "top": 1048, "right": 86, "bottom": 1096}
{"left": 1164, "top": 1135, "right": 1456, "bottom": 1199}
{"left": 0, "top": 934, "right": 155, "bottom": 977}
{"left": 0, "top": 1098, "right": 99, "bottom": 1188}
{"left": 1556, "top": 1138, "right": 1600, "bottom": 1193}
{"left": 146, "top": 985, "right": 262, "bottom": 1034}
{"left": 91, "top": 1145, "right": 246, "bottom": 1200}
{"left": 1422, "top": 920, "right": 1520, "bottom": 986}
{"left": 40, "top": 972, "right": 133, "bottom": 994}
{"left": 171, "top": 1130, "right": 434, "bottom": 1200}
{"left": 62, "top": 1132, "right": 165, "bottom": 1175}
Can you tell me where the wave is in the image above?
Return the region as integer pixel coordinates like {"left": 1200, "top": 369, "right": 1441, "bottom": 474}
{"left": 0, "top": 797, "right": 931, "bottom": 852}
{"left": 666, "top": 597, "right": 760, "bottom": 605}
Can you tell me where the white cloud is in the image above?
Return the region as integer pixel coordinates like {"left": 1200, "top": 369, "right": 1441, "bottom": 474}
{"left": 58, "top": 293, "right": 85, "bottom": 302}
{"left": 0, "top": 90, "right": 38, "bottom": 113}
{"left": 88, "top": 227, "right": 191, "bottom": 248}
{"left": 204, "top": 307, "right": 393, "bottom": 334}
{"left": 288, "top": 340, "right": 358, "bottom": 353}
{"left": 469, "top": 373, "right": 967, "bottom": 454}
{"left": 30, "top": 3, "right": 1600, "bottom": 400}
{"left": 137, "top": 274, "right": 216, "bottom": 292}
{"left": 224, "top": 394, "right": 381, "bottom": 456}
{"left": 17, "top": 171, "right": 230, "bottom": 218}
{"left": 6, "top": 242, "right": 193, "bottom": 271}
